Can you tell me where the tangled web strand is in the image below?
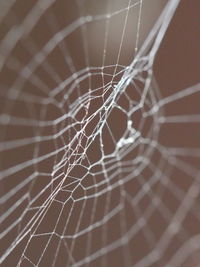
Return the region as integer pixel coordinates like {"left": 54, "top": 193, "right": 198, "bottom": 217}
{"left": 0, "top": 0, "right": 200, "bottom": 266}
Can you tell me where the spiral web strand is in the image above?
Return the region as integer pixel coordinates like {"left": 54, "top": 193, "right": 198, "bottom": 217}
{"left": 0, "top": 0, "right": 200, "bottom": 266}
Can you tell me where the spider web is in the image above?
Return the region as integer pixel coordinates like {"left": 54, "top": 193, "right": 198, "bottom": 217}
{"left": 0, "top": 0, "right": 200, "bottom": 266}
